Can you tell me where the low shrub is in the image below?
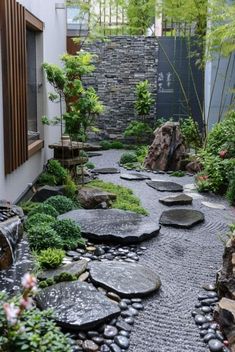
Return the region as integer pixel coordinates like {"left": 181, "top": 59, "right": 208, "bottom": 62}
{"left": 170, "top": 170, "right": 186, "bottom": 177}
{"left": 20, "top": 200, "right": 40, "bottom": 215}
{"left": 38, "top": 172, "right": 57, "bottom": 186}
{"left": 25, "top": 213, "right": 56, "bottom": 231}
{"left": 89, "top": 180, "right": 148, "bottom": 215}
{"left": 120, "top": 152, "right": 138, "bottom": 165}
{"left": 180, "top": 116, "right": 202, "bottom": 150}
{"left": 100, "top": 140, "right": 124, "bottom": 150}
{"left": 45, "top": 195, "right": 76, "bottom": 215}
{"left": 111, "top": 141, "right": 124, "bottom": 149}
{"left": 28, "top": 203, "right": 59, "bottom": 218}
{"left": 124, "top": 121, "right": 152, "bottom": 144}
{"left": 206, "top": 110, "right": 235, "bottom": 156}
{"left": 79, "top": 150, "right": 88, "bottom": 158}
{"left": 226, "top": 169, "right": 235, "bottom": 205}
{"left": 100, "top": 140, "right": 112, "bottom": 150}
{"left": 136, "top": 145, "right": 148, "bottom": 164}
{"left": 47, "top": 159, "right": 68, "bottom": 184}
{"left": 37, "top": 248, "right": 65, "bottom": 269}
{"left": 52, "top": 219, "right": 85, "bottom": 249}
{"left": 28, "top": 224, "right": 63, "bottom": 251}
{"left": 85, "top": 161, "right": 95, "bottom": 169}
{"left": 64, "top": 175, "right": 77, "bottom": 199}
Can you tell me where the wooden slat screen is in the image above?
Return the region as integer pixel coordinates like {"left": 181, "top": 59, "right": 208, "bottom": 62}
{"left": 0, "top": 0, "right": 28, "bottom": 175}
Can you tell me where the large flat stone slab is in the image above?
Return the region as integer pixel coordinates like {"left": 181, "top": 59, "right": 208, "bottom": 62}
{"left": 38, "top": 260, "right": 87, "bottom": 281}
{"left": 36, "top": 281, "right": 120, "bottom": 330}
{"left": 120, "top": 173, "right": 151, "bottom": 181}
{"left": 159, "top": 194, "right": 193, "bottom": 206}
{"left": 88, "top": 261, "right": 161, "bottom": 297}
{"left": 160, "top": 209, "right": 204, "bottom": 228}
{"left": 59, "top": 209, "right": 160, "bottom": 244}
{"left": 92, "top": 168, "right": 120, "bottom": 174}
{"left": 146, "top": 181, "right": 183, "bottom": 192}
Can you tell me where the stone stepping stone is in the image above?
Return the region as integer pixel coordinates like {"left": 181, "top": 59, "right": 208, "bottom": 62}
{"left": 37, "top": 260, "right": 87, "bottom": 281}
{"left": 36, "top": 281, "right": 120, "bottom": 330}
{"left": 92, "top": 168, "right": 120, "bottom": 174}
{"left": 120, "top": 173, "right": 151, "bottom": 181}
{"left": 59, "top": 209, "right": 160, "bottom": 244}
{"left": 201, "top": 201, "right": 226, "bottom": 210}
{"left": 88, "top": 261, "right": 161, "bottom": 297}
{"left": 87, "top": 152, "right": 103, "bottom": 157}
{"left": 160, "top": 209, "right": 204, "bottom": 228}
{"left": 159, "top": 194, "right": 193, "bottom": 206}
{"left": 146, "top": 180, "right": 183, "bottom": 192}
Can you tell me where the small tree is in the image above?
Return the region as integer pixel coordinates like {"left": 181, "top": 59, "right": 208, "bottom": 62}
{"left": 134, "top": 80, "right": 154, "bottom": 121}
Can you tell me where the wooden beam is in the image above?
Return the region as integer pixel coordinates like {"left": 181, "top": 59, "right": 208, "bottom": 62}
{"left": 25, "top": 10, "right": 44, "bottom": 32}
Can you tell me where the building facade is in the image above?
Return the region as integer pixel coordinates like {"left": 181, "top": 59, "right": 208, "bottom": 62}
{"left": 0, "top": 0, "right": 67, "bottom": 202}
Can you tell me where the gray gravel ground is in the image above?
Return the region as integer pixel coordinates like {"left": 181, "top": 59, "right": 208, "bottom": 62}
{"left": 91, "top": 150, "right": 235, "bottom": 352}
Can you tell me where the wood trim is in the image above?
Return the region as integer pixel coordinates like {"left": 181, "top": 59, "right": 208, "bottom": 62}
{"left": 0, "top": 0, "right": 28, "bottom": 174}
{"left": 25, "top": 10, "right": 43, "bottom": 32}
{"left": 28, "top": 139, "right": 44, "bottom": 158}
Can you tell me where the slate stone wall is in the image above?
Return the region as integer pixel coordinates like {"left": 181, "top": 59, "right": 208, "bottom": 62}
{"left": 83, "top": 36, "right": 158, "bottom": 140}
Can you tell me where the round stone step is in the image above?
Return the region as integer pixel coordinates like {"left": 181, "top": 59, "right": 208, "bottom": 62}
{"left": 159, "top": 209, "right": 204, "bottom": 228}
{"left": 88, "top": 261, "right": 161, "bottom": 297}
{"left": 59, "top": 209, "right": 160, "bottom": 244}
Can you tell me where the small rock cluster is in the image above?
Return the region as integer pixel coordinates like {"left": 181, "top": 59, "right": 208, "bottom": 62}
{"left": 65, "top": 243, "right": 147, "bottom": 264}
{"left": 71, "top": 296, "right": 144, "bottom": 352}
{"left": 192, "top": 284, "right": 229, "bottom": 352}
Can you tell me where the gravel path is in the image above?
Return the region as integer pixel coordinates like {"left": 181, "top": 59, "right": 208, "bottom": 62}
{"left": 91, "top": 150, "right": 235, "bottom": 352}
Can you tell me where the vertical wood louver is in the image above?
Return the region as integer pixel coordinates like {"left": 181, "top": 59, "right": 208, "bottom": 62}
{"left": 0, "top": 0, "right": 27, "bottom": 175}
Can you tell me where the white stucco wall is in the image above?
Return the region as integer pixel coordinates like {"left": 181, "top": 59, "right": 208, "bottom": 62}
{"left": 0, "top": 0, "right": 66, "bottom": 202}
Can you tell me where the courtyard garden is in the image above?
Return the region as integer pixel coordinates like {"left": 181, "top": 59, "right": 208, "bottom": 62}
{"left": 1, "top": 0, "right": 235, "bottom": 352}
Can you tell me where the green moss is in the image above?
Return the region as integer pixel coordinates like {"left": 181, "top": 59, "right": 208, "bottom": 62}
{"left": 89, "top": 180, "right": 148, "bottom": 215}
{"left": 170, "top": 170, "right": 186, "bottom": 177}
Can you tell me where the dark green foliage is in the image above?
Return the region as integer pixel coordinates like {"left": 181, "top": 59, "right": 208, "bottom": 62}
{"left": 38, "top": 160, "right": 68, "bottom": 187}
{"left": 124, "top": 121, "right": 153, "bottom": 144}
{"left": 170, "top": 170, "right": 186, "bottom": 177}
{"left": 100, "top": 140, "right": 112, "bottom": 150}
{"left": 28, "top": 224, "right": 63, "bottom": 251}
{"left": 85, "top": 161, "right": 95, "bottom": 169}
{"left": 197, "top": 111, "right": 235, "bottom": 195}
{"left": 206, "top": 110, "right": 235, "bottom": 156}
{"left": 20, "top": 201, "right": 40, "bottom": 215}
{"left": 226, "top": 169, "right": 235, "bottom": 205}
{"left": 52, "top": 219, "right": 86, "bottom": 250}
{"left": 45, "top": 195, "right": 76, "bottom": 215}
{"left": 120, "top": 152, "right": 138, "bottom": 165}
{"left": 38, "top": 280, "right": 49, "bottom": 289}
{"left": 28, "top": 203, "right": 59, "bottom": 218}
{"left": 111, "top": 141, "right": 124, "bottom": 149}
{"left": 100, "top": 140, "right": 124, "bottom": 150}
{"left": 25, "top": 213, "right": 55, "bottom": 231}
{"left": 180, "top": 117, "right": 202, "bottom": 150}
{"left": 38, "top": 172, "right": 58, "bottom": 186}
{"left": 54, "top": 272, "right": 77, "bottom": 283}
{"left": 0, "top": 299, "right": 73, "bottom": 352}
{"left": 37, "top": 248, "right": 65, "bottom": 269}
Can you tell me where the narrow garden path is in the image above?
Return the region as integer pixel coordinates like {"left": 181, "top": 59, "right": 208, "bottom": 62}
{"left": 91, "top": 150, "right": 235, "bottom": 352}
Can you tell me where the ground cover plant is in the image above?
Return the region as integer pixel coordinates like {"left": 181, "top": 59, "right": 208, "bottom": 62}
{"left": 89, "top": 179, "right": 148, "bottom": 215}
{"left": 120, "top": 152, "right": 138, "bottom": 165}
{"left": 100, "top": 140, "right": 124, "bottom": 150}
{"left": 37, "top": 248, "right": 65, "bottom": 269}
{"left": 45, "top": 195, "right": 77, "bottom": 215}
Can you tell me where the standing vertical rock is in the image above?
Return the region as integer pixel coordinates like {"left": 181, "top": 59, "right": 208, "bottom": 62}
{"left": 144, "top": 122, "right": 186, "bottom": 171}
